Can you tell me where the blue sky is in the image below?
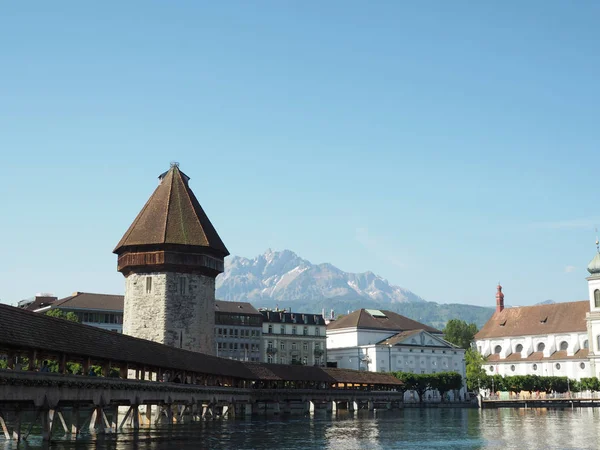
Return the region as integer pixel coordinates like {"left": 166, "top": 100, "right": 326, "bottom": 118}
{"left": 1, "top": 2, "right": 599, "bottom": 307}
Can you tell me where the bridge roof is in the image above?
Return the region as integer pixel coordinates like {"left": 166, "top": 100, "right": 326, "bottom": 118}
{"left": 0, "top": 304, "right": 252, "bottom": 379}
{"left": 0, "top": 304, "right": 401, "bottom": 386}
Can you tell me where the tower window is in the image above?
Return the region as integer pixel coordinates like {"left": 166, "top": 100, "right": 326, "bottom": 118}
{"left": 595, "top": 290, "right": 600, "bottom": 308}
{"left": 179, "top": 278, "right": 187, "bottom": 295}
{"left": 145, "top": 276, "right": 152, "bottom": 294}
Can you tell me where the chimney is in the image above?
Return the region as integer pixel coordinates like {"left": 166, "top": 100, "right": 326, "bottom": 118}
{"left": 496, "top": 284, "right": 505, "bottom": 313}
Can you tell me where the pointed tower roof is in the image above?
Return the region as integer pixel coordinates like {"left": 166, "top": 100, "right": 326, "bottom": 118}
{"left": 113, "top": 164, "right": 229, "bottom": 256}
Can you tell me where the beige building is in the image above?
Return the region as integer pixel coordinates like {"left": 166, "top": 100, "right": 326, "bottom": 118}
{"left": 260, "top": 309, "right": 326, "bottom": 366}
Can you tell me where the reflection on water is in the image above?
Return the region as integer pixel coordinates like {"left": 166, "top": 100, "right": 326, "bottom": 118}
{"left": 3, "top": 408, "right": 600, "bottom": 450}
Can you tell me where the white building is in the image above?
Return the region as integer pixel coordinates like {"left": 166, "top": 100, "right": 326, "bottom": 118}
{"left": 327, "top": 309, "right": 467, "bottom": 399}
{"left": 474, "top": 245, "right": 600, "bottom": 380}
{"left": 261, "top": 309, "right": 327, "bottom": 366}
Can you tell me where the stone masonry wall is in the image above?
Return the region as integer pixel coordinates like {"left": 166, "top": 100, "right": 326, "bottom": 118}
{"left": 123, "top": 272, "right": 216, "bottom": 355}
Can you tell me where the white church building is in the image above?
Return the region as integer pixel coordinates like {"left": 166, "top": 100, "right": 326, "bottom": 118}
{"left": 326, "top": 309, "right": 467, "bottom": 399}
{"left": 474, "top": 244, "right": 600, "bottom": 380}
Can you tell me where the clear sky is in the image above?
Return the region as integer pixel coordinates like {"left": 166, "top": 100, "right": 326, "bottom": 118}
{"left": 1, "top": 2, "right": 599, "bottom": 308}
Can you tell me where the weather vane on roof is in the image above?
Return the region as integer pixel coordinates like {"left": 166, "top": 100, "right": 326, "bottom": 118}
{"left": 170, "top": 161, "right": 180, "bottom": 168}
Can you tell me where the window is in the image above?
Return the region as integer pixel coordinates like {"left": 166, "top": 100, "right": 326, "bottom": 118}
{"left": 581, "top": 362, "right": 586, "bottom": 370}
{"left": 303, "top": 342, "right": 308, "bottom": 351}
{"left": 510, "top": 365, "right": 516, "bottom": 372}
{"left": 489, "top": 366, "right": 494, "bottom": 372}
{"left": 532, "top": 364, "right": 537, "bottom": 371}
{"left": 179, "top": 278, "right": 187, "bottom": 295}
{"left": 555, "top": 363, "right": 561, "bottom": 370}
{"left": 280, "top": 342, "right": 285, "bottom": 350}
{"left": 280, "top": 357, "right": 286, "bottom": 364}
{"left": 268, "top": 341, "right": 273, "bottom": 349}
{"left": 560, "top": 341, "right": 568, "bottom": 351}
{"left": 145, "top": 276, "right": 152, "bottom": 294}
{"left": 303, "top": 326, "right": 308, "bottom": 336}
{"left": 595, "top": 289, "right": 600, "bottom": 308}
{"left": 218, "top": 328, "right": 222, "bottom": 335}
{"left": 234, "top": 329, "right": 238, "bottom": 337}
{"left": 302, "top": 357, "right": 307, "bottom": 365}
{"left": 494, "top": 345, "right": 502, "bottom": 354}
{"left": 584, "top": 340, "right": 589, "bottom": 349}
{"left": 292, "top": 326, "right": 297, "bottom": 335}
{"left": 515, "top": 344, "right": 523, "bottom": 353}
{"left": 315, "top": 328, "right": 320, "bottom": 336}
{"left": 267, "top": 356, "right": 273, "bottom": 364}
{"left": 315, "top": 343, "right": 320, "bottom": 350}
{"left": 537, "top": 342, "right": 545, "bottom": 352}
{"left": 268, "top": 325, "right": 273, "bottom": 334}
{"left": 292, "top": 342, "right": 297, "bottom": 350}
{"left": 280, "top": 326, "right": 285, "bottom": 334}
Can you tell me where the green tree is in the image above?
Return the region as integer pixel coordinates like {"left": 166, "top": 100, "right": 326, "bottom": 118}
{"left": 432, "top": 372, "right": 463, "bottom": 402}
{"left": 580, "top": 377, "right": 600, "bottom": 392}
{"left": 45, "top": 309, "right": 80, "bottom": 322}
{"left": 465, "top": 348, "right": 488, "bottom": 392}
{"left": 443, "top": 319, "right": 478, "bottom": 350}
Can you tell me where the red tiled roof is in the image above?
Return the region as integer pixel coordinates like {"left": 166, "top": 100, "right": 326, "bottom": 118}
{"left": 475, "top": 301, "right": 589, "bottom": 340}
{"left": 113, "top": 166, "right": 229, "bottom": 256}
{"left": 487, "top": 349, "right": 589, "bottom": 362}
{"left": 327, "top": 309, "right": 441, "bottom": 334}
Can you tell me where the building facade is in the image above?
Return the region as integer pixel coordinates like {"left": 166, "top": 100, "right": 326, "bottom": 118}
{"left": 114, "top": 164, "right": 229, "bottom": 355}
{"left": 327, "top": 309, "right": 467, "bottom": 399}
{"left": 261, "top": 310, "right": 327, "bottom": 366}
{"left": 215, "top": 300, "right": 263, "bottom": 361}
{"left": 474, "top": 246, "right": 600, "bottom": 380}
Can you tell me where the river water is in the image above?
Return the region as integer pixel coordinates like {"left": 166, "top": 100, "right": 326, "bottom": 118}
{"left": 4, "top": 408, "right": 600, "bottom": 450}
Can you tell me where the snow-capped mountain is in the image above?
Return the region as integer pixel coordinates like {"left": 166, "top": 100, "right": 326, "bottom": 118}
{"left": 215, "top": 249, "right": 425, "bottom": 305}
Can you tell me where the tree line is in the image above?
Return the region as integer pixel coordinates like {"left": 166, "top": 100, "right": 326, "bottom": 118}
{"left": 391, "top": 371, "right": 463, "bottom": 402}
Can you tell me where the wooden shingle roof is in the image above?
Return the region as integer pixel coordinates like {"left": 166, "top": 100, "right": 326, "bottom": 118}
{"left": 113, "top": 165, "right": 229, "bottom": 256}
{"left": 475, "top": 301, "right": 589, "bottom": 340}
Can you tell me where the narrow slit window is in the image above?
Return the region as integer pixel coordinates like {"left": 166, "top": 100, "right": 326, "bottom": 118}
{"left": 146, "top": 276, "right": 152, "bottom": 294}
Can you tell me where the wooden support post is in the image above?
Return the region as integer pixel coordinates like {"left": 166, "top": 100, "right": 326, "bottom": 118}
{"left": 101, "top": 409, "right": 112, "bottom": 432}
{"left": 12, "top": 408, "right": 22, "bottom": 441}
{"left": 28, "top": 350, "right": 37, "bottom": 371}
{"left": 132, "top": 405, "right": 140, "bottom": 429}
{"left": 7, "top": 352, "right": 15, "bottom": 370}
{"left": 54, "top": 409, "right": 68, "bottom": 435}
{"left": 102, "top": 362, "right": 110, "bottom": 377}
{"left": 71, "top": 406, "right": 80, "bottom": 435}
{"left": 41, "top": 409, "right": 55, "bottom": 441}
{"left": 89, "top": 408, "right": 98, "bottom": 433}
{"left": 83, "top": 357, "right": 91, "bottom": 376}
{"left": 59, "top": 353, "right": 67, "bottom": 374}
{"left": 0, "top": 411, "right": 10, "bottom": 440}
{"left": 118, "top": 406, "right": 133, "bottom": 430}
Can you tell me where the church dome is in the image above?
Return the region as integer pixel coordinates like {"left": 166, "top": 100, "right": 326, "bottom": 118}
{"left": 589, "top": 251, "right": 600, "bottom": 275}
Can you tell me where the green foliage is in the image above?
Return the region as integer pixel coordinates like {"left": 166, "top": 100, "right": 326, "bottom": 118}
{"left": 580, "top": 377, "right": 600, "bottom": 392}
{"left": 487, "top": 375, "right": 579, "bottom": 394}
{"left": 443, "top": 319, "right": 478, "bottom": 350}
{"left": 45, "top": 309, "right": 80, "bottom": 322}
{"left": 432, "top": 372, "right": 463, "bottom": 402}
{"left": 0, "top": 358, "right": 7, "bottom": 369}
{"left": 392, "top": 371, "right": 463, "bottom": 402}
{"left": 465, "top": 348, "right": 489, "bottom": 391}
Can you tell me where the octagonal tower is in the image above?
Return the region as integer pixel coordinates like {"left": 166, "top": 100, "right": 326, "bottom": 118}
{"left": 114, "top": 163, "right": 229, "bottom": 355}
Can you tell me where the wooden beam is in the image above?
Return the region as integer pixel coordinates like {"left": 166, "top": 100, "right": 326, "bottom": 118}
{"left": 56, "top": 409, "right": 69, "bottom": 434}
{"left": 118, "top": 406, "right": 133, "bottom": 429}
{"left": 0, "top": 411, "right": 10, "bottom": 440}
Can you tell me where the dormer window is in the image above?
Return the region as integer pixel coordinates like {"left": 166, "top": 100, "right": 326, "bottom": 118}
{"left": 499, "top": 320, "right": 507, "bottom": 326}
{"left": 540, "top": 317, "right": 548, "bottom": 324}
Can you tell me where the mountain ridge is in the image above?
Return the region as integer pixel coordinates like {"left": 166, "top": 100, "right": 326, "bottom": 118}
{"left": 215, "top": 249, "right": 495, "bottom": 329}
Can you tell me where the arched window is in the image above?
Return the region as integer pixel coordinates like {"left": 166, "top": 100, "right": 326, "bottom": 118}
{"left": 515, "top": 344, "right": 523, "bottom": 353}
{"left": 537, "top": 342, "right": 545, "bottom": 352}
{"left": 560, "top": 341, "right": 568, "bottom": 351}
{"left": 494, "top": 345, "right": 502, "bottom": 354}
{"left": 595, "top": 290, "right": 600, "bottom": 308}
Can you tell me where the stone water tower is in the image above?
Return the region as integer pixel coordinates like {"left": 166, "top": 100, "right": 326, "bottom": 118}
{"left": 114, "top": 163, "right": 229, "bottom": 355}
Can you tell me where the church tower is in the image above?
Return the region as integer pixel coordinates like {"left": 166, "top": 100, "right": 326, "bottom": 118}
{"left": 585, "top": 239, "right": 600, "bottom": 375}
{"left": 114, "top": 163, "right": 229, "bottom": 355}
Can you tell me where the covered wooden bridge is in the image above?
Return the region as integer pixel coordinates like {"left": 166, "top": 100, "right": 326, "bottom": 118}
{"left": 0, "top": 304, "right": 403, "bottom": 442}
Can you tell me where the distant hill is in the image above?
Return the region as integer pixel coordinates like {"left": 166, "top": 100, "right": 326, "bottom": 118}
{"left": 216, "top": 249, "right": 494, "bottom": 329}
